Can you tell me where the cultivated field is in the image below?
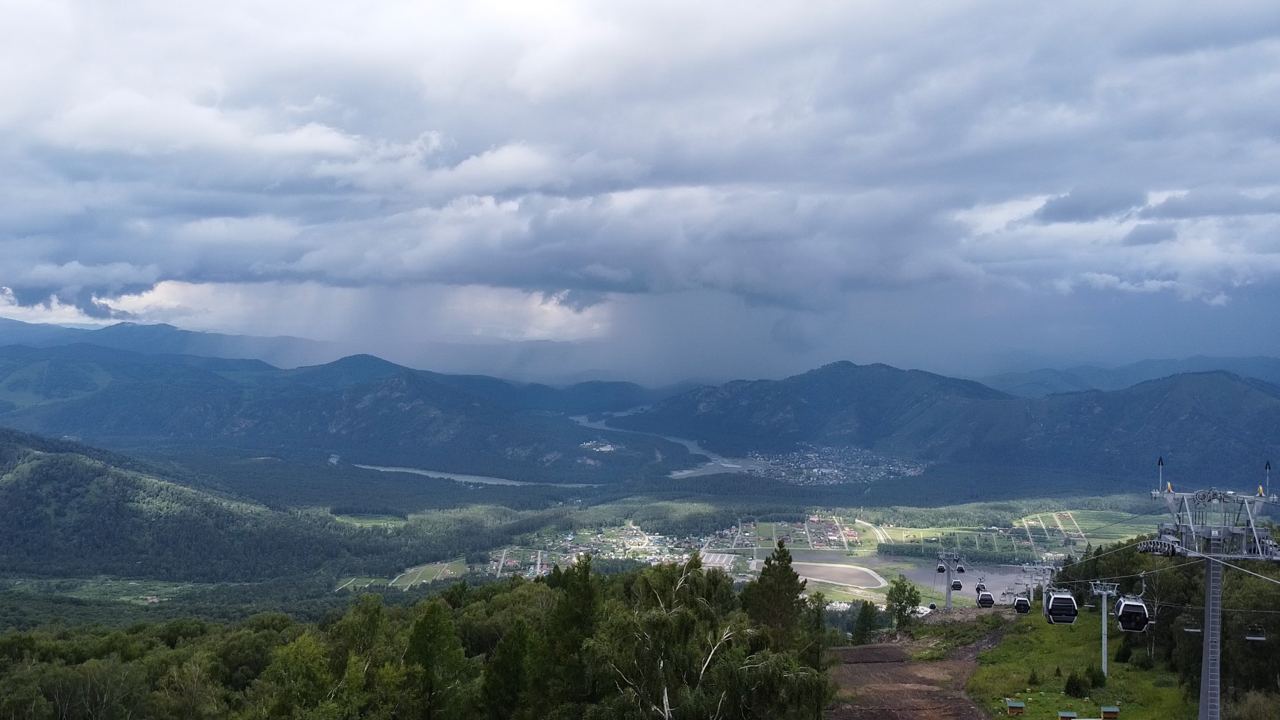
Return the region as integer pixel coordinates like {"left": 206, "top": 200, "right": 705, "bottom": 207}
{"left": 332, "top": 513, "right": 407, "bottom": 528}
{"left": 388, "top": 559, "right": 467, "bottom": 590}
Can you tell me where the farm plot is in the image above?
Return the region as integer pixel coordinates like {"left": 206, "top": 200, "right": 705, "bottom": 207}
{"left": 1069, "top": 509, "right": 1157, "bottom": 544}
{"left": 388, "top": 558, "right": 467, "bottom": 590}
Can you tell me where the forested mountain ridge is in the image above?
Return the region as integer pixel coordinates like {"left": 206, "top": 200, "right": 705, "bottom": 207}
{"left": 0, "top": 429, "right": 346, "bottom": 581}
{"left": 610, "top": 361, "right": 1007, "bottom": 453}
{"left": 0, "top": 428, "right": 584, "bottom": 583}
{"left": 0, "top": 345, "right": 694, "bottom": 482}
{"left": 981, "top": 355, "right": 1280, "bottom": 397}
{"left": 6, "top": 343, "right": 1280, "bottom": 491}
{"left": 612, "top": 363, "right": 1280, "bottom": 488}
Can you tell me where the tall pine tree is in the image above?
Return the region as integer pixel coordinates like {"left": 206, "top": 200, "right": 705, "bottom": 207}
{"left": 741, "top": 540, "right": 807, "bottom": 647}
{"left": 850, "top": 601, "right": 879, "bottom": 645}
{"left": 482, "top": 620, "right": 530, "bottom": 720}
{"left": 405, "top": 600, "right": 470, "bottom": 720}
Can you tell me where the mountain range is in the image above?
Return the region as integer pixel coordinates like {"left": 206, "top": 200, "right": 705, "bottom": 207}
{"left": 1, "top": 319, "right": 1279, "bottom": 495}
{"left": 0, "top": 317, "right": 336, "bottom": 368}
{"left": 979, "top": 356, "right": 1280, "bottom": 397}
{"left": 0, "top": 344, "right": 692, "bottom": 483}
{"left": 611, "top": 361, "right": 1280, "bottom": 491}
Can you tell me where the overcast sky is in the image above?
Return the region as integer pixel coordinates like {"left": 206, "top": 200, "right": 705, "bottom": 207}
{"left": 3, "top": 1, "right": 1280, "bottom": 383}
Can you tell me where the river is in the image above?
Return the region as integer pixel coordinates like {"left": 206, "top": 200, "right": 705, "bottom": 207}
{"left": 568, "top": 413, "right": 764, "bottom": 478}
{"left": 352, "top": 464, "right": 598, "bottom": 487}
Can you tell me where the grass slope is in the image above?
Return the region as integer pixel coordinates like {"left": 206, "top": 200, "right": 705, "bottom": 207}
{"left": 970, "top": 607, "right": 1193, "bottom": 719}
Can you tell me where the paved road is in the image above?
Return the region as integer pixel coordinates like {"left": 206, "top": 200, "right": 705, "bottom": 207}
{"left": 855, "top": 518, "right": 890, "bottom": 543}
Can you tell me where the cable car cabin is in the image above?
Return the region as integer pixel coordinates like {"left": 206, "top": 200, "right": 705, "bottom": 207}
{"left": 955, "top": 564, "right": 966, "bottom": 574}
{"left": 977, "top": 591, "right": 995, "bottom": 608}
{"left": 1043, "top": 591, "right": 1078, "bottom": 625}
{"left": 951, "top": 580, "right": 963, "bottom": 591}
{"left": 1245, "top": 625, "right": 1266, "bottom": 642}
{"left": 1013, "top": 596, "right": 1032, "bottom": 614}
{"left": 975, "top": 582, "right": 987, "bottom": 593}
{"left": 936, "top": 563, "right": 947, "bottom": 573}
{"left": 1113, "top": 596, "right": 1150, "bottom": 632}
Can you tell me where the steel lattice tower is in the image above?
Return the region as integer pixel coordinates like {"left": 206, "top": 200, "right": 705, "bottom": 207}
{"left": 1137, "top": 487, "right": 1280, "bottom": 720}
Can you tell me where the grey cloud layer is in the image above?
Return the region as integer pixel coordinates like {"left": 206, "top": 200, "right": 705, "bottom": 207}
{"left": 3, "top": 1, "right": 1280, "bottom": 376}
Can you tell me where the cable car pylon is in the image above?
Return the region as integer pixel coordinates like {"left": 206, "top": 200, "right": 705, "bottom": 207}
{"left": 936, "top": 551, "right": 965, "bottom": 610}
{"left": 1136, "top": 460, "right": 1280, "bottom": 720}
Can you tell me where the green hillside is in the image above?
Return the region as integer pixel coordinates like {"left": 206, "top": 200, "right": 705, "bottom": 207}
{"left": 0, "top": 429, "right": 555, "bottom": 584}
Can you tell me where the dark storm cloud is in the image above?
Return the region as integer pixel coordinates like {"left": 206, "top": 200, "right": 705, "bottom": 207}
{"left": 3, "top": 1, "right": 1280, "bottom": 379}
{"left": 1035, "top": 187, "right": 1147, "bottom": 223}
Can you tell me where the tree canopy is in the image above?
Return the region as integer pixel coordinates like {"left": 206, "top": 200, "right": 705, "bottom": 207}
{"left": 0, "top": 555, "right": 833, "bottom": 719}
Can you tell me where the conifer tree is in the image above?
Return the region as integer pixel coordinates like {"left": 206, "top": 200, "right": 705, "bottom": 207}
{"left": 850, "top": 601, "right": 879, "bottom": 645}
{"left": 544, "top": 554, "right": 599, "bottom": 707}
{"left": 405, "top": 600, "right": 469, "bottom": 720}
{"left": 741, "top": 540, "right": 806, "bottom": 646}
{"left": 483, "top": 620, "right": 530, "bottom": 720}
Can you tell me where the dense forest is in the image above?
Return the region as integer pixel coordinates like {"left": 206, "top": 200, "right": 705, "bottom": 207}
{"left": 0, "top": 440, "right": 581, "bottom": 583}
{"left": 0, "top": 548, "right": 833, "bottom": 720}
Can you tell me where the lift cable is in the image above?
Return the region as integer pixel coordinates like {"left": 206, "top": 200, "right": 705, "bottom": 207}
{"left": 1056, "top": 559, "right": 1202, "bottom": 585}
{"left": 1058, "top": 542, "right": 1142, "bottom": 570}
{"left": 1186, "top": 550, "right": 1280, "bottom": 588}
{"left": 1157, "top": 602, "right": 1280, "bottom": 616}
{"left": 1075, "top": 512, "right": 1163, "bottom": 536}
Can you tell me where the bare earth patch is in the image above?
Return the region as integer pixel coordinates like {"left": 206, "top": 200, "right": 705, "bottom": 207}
{"left": 827, "top": 612, "right": 1011, "bottom": 720}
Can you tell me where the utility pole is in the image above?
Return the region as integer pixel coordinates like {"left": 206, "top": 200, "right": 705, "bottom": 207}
{"left": 1138, "top": 486, "right": 1280, "bottom": 720}
{"left": 1090, "top": 582, "right": 1119, "bottom": 676}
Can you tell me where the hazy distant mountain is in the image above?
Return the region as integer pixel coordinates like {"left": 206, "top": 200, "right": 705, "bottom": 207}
{"left": 981, "top": 356, "right": 1280, "bottom": 397}
{"left": 6, "top": 342, "right": 1278, "bottom": 494}
{"left": 0, "top": 317, "right": 337, "bottom": 368}
{"left": 613, "top": 362, "right": 1280, "bottom": 489}
{"left": 0, "top": 346, "right": 694, "bottom": 483}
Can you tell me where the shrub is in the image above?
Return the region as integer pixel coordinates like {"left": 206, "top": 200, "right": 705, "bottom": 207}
{"left": 1027, "top": 668, "right": 1040, "bottom": 686}
{"left": 1228, "top": 690, "right": 1280, "bottom": 720}
{"left": 1087, "top": 663, "right": 1107, "bottom": 688}
{"left": 1132, "top": 651, "right": 1154, "bottom": 670}
{"left": 1064, "top": 671, "right": 1089, "bottom": 698}
{"left": 1114, "top": 642, "right": 1132, "bottom": 664}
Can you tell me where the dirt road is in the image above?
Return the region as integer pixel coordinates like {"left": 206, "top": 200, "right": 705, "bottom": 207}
{"left": 826, "top": 612, "right": 1007, "bottom": 720}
